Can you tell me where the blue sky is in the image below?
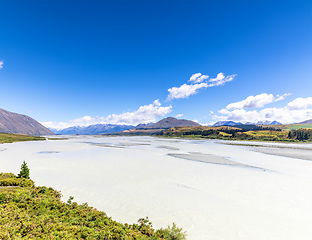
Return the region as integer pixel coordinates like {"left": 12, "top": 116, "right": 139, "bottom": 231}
{"left": 0, "top": 0, "right": 312, "bottom": 129}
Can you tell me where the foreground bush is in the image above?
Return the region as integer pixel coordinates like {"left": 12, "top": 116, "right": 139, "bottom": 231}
{"left": 0, "top": 172, "right": 186, "bottom": 239}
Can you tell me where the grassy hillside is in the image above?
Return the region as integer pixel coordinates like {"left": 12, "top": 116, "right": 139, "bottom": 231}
{"left": 0, "top": 172, "right": 186, "bottom": 239}
{"left": 290, "top": 124, "right": 312, "bottom": 130}
{"left": 0, "top": 133, "right": 45, "bottom": 144}
{"left": 158, "top": 126, "right": 312, "bottom": 142}
{"left": 269, "top": 123, "right": 312, "bottom": 131}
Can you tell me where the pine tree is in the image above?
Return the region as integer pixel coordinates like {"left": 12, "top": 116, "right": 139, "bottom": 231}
{"left": 18, "top": 161, "right": 30, "bottom": 179}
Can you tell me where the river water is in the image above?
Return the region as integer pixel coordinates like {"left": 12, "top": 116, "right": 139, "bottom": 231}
{"left": 1, "top": 136, "right": 312, "bottom": 240}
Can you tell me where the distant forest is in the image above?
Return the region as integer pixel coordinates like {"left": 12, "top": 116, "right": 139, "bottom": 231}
{"left": 157, "top": 126, "right": 312, "bottom": 142}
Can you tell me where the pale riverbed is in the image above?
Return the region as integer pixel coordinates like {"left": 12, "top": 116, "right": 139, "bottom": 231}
{"left": 1, "top": 136, "right": 312, "bottom": 240}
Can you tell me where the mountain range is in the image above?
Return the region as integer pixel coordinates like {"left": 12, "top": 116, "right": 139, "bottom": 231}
{"left": 51, "top": 124, "right": 135, "bottom": 135}
{"left": 213, "top": 120, "right": 282, "bottom": 127}
{"left": 50, "top": 117, "right": 201, "bottom": 135}
{"left": 0, "top": 108, "right": 53, "bottom": 135}
{"left": 51, "top": 118, "right": 285, "bottom": 135}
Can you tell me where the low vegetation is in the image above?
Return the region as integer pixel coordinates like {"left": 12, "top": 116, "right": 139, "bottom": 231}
{"left": 47, "top": 137, "right": 70, "bottom": 140}
{"left": 0, "top": 133, "right": 45, "bottom": 144}
{"left": 0, "top": 163, "right": 186, "bottom": 239}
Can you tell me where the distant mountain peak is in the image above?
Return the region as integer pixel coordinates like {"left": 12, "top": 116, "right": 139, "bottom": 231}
{"left": 147, "top": 117, "right": 200, "bottom": 129}
{"left": 269, "top": 120, "right": 282, "bottom": 125}
{"left": 256, "top": 120, "right": 282, "bottom": 125}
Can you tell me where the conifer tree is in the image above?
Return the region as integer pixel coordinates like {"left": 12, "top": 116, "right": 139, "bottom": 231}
{"left": 18, "top": 161, "right": 30, "bottom": 179}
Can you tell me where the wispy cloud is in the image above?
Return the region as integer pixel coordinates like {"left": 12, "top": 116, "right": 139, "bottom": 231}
{"left": 275, "top": 93, "right": 292, "bottom": 102}
{"left": 208, "top": 73, "right": 236, "bottom": 87}
{"left": 189, "top": 73, "right": 209, "bottom": 83}
{"left": 0, "top": 60, "right": 3, "bottom": 69}
{"left": 42, "top": 100, "right": 172, "bottom": 130}
{"left": 167, "top": 72, "right": 236, "bottom": 101}
{"left": 217, "top": 95, "right": 312, "bottom": 124}
{"left": 175, "top": 114, "right": 183, "bottom": 118}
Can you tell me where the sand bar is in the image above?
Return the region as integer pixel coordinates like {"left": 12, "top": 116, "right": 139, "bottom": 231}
{"left": 168, "top": 152, "right": 264, "bottom": 169}
{"left": 252, "top": 147, "right": 312, "bottom": 161}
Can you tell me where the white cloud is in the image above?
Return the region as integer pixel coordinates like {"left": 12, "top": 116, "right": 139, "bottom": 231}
{"left": 189, "top": 73, "right": 209, "bottom": 83}
{"left": 42, "top": 100, "right": 172, "bottom": 130}
{"left": 0, "top": 60, "right": 3, "bottom": 69}
{"left": 167, "top": 82, "right": 208, "bottom": 100}
{"left": 167, "top": 72, "right": 236, "bottom": 101}
{"left": 175, "top": 114, "right": 183, "bottom": 118}
{"left": 209, "top": 72, "right": 225, "bottom": 82}
{"left": 105, "top": 100, "right": 172, "bottom": 125}
{"left": 223, "top": 93, "right": 291, "bottom": 111}
{"left": 287, "top": 97, "right": 312, "bottom": 110}
{"left": 225, "top": 93, "right": 275, "bottom": 110}
{"left": 153, "top": 99, "right": 161, "bottom": 107}
{"left": 217, "top": 96, "right": 312, "bottom": 124}
{"left": 189, "top": 73, "right": 202, "bottom": 82}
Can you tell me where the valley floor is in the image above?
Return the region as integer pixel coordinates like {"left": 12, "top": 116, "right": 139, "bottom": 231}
{"left": 1, "top": 136, "right": 312, "bottom": 239}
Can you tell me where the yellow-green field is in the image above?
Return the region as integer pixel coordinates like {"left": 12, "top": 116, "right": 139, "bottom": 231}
{"left": 242, "top": 130, "right": 288, "bottom": 138}
{"left": 0, "top": 133, "right": 45, "bottom": 144}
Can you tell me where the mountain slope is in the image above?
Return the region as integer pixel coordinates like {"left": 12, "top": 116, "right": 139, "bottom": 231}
{"left": 135, "top": 123, "right": 154, "bottom": 129}
{"left": 147, "top": 117, "right": 200, "bottom": 129}
{"left": 298, "top": 119, "right": 312, "bottom": 124}
{"left": 0, "top": 108, "right": 53, "bottom": 135}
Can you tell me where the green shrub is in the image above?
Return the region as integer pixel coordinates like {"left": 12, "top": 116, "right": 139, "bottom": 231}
{"left": 157, "top": 222, "right": 187, "bottom": 240}
{"left": 0, "top": 173, "right": 17, "bottom": 179}
{"left": 66, "top": 196, "right": 74, "bottom": 205}
{"left": 38, "top": 186, "right": 48, "bottom": 194}
{"left": 0, "top": 177, "right": 34, "bottom": 187}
